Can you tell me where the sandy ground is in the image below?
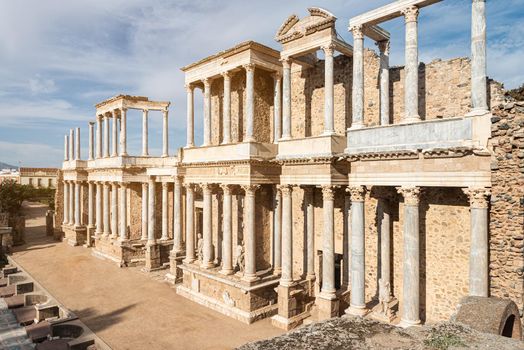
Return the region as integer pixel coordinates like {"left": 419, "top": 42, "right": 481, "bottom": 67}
{"left": 11, "top": 202, "right": 283, "bottom": 350}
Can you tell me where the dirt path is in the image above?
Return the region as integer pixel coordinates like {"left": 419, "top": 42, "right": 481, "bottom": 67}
{"left": 11, "top": 202, "right": 282, "bottom": 350}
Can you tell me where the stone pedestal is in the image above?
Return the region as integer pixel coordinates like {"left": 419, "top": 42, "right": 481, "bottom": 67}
{"left": 64, "top": 225, "right": 87, "bottom": 247}
{"left": 316, "top": 293, "right": 339, "bottom": 320}
{"left": 144, "top": 243, "right": 161, "bottom": 272}
{"left": 166, "top": 250, "right": 185, "bottom": 284}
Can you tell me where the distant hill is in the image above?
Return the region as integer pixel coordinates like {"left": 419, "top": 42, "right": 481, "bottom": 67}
{"left": 0, "top": 162, "right": 16, "bottom": 169}
{"left": 507, "top": 84, "right": 524, "bottom": 101}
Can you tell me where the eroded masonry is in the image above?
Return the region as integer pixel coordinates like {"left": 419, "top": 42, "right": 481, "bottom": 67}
{"left": 57, "top": 0, "right": 523, "bottom": 334}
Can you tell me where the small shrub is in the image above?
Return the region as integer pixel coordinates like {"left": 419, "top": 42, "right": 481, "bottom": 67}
{"left": 424, "top": 330, "right": 465, "bottom": 350}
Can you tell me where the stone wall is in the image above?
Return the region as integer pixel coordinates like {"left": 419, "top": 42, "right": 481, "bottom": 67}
{"left": 54, "top": 170, "right": 64, "bottom": 234}
{"left": 489, "top": 101, "right": 524, "bottom": 318}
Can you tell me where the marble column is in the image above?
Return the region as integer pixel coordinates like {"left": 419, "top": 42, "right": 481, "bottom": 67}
{"left": 120, "top": 108, "right": 128, "bottom": 156}
{"left": 222, "top": 72, "right": 231, "bottom": 144}
{"left": 63, "top": 181, "right": 69, "bottom": 224}
{"left": 162, "top": 109, "right": 169, "bottom": 157}
{"left": 377, "top": 40, "right": 390, "bottom": 126}
{"left": 96, "top": 116, "right": 102, "bottom": 159}
{"left": 202, "top": 183, "right": 213, "bottom": 268}
{"left": 104, "top": 114, "right": 110, "bottom": 158}
{"left": 147, "top": 176, "right": 156, "bottom": 244}
{"left": 185, "top": 85, "right": 195, "bottom": 148}
{"left": 322, "top": 44, "right": 335, "bottom": 135}
{"left": 463, "top": 187, "right": 490, "bottom": 297}
{"left": 244, "top": 63, "right": 255, "bottom": 142}
{"left": 69, "top": 129, "right": 75, "bottom": 161}
{"left": 142, "top": 109, "right": 149, "bottom": 156}
{"left": 74, "top": 181, "right": 81, "bottom": 227}
{"left": 346, "top": 186, "right": 367, "bottom": 316}
{"left": 305, "top": 187, "right": 315, "bottom": 279}
{"left": 271, "top": 73, "right": 282, "bottom": 144}
{"left": 351, "top": 25, "right": 365, "bottom": 129}
{"left": 69, "top": 181, "right": 74, "bottom": 225}
{"left": 103, "top": 182, "right": 110, "bottom": 236}
{"left": 220, "top": 184, "right": 233, "bottom": 275}
{"left": 281, "top": 58, "right": 292, "bottom": 140}
{"left": 88, "top": 122, "right": 94, "bottom": 161}
{"left": 321, "top": 186, "right": 336, "bottom": 297}
{"left": 111, "top": 182, "right": 118, "bottom": 239}
{"left": 342, "top": 193, "right": 351, "bottom": 288}
{"left": 279, "top": 185, "right": 292, "bottom": 285}
{"left": 64, "top": 135, "right": 69, "bottom": 161}
{"left": 203, "top": 79, "right": 211, "bottom": 146}
{"left": 402, "top": 6, "right": 421, "bottom": 123}
{"left": 242, "top": 184, "right": 259, "bottom": 281}
{"left": 470, "top": 0, "right": 489, "bottom": 115}
{"left": 75, "top": 128, "right": 81, "bottom": 160}
{"left": 111, "top": 110, "right": 118, "bottom": 157}
{"left": 172, "top": 177, "right": 183, "bottom": 253}
{"left": 184, "top": 184, "right": 196, "bottom": 263}
{"left": 397, "top": 186, "right": 421, "bottom": 326}
{"left": 119, "top": 182, "right": 128, "bottom": 241}
{"left": 141, "top": 183, "right": 148, "bottom": 240}
{"left": 87, "top": 181, "right": 94, "bottom": 229}
{"left": 161, "top": 182, "right": 169, "bottom": 240}
{"left": 377, "top": 197, "right": 392, "bottom": 293}
{"left": 273, "top": 186, "right": 282, "bottom": 275}
{"left": 95, "top": 182, "right": 102, "bottom": 237}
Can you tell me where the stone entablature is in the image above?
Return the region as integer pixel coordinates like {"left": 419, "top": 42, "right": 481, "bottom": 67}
{"left": 95, "top": 95, "right": 169, "bottom": 117}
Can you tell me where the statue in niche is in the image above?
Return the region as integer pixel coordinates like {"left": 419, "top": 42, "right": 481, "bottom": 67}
{"left": 235, "top": 240, "right": 245, "bottom": 273}
{"left": 197, "top": 234, "right": 203, "bottom": 263}
{"left": 378, "top": 278, "right": 392, "bottom": 317}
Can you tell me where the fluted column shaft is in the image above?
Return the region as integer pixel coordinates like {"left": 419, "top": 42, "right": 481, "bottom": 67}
{"left": 111, "top": 111, "right": 118, "bottom": 157}
{"left": 75, "top": 128, "right": 81, "bottom": 160}
{"left": 64, "top": 135, "right": 69, "bottom": 161}
{"left": 120, "top": 108, "right": 128, "bottom": 156}
{"left": 280, "top": 185, "right": 292, "bottom": 285}
{"left": 63, "top": 181, "right": 69, "bottom": 224}
{"left": 343, "top": 194, "right": 351, "bottom": 288}
{"left": 161, "top": 182, "right": 169, "bottom": 240}
{"left": 464, "top": 187, "right": 490, "bottom": 297}
{"left": 272, "top": 73, "right": 282, "bottom": 143}
{"left": 147, "top": 177, "right": 156, "bottom": 244}
{"left": 351, "top": 26, "right": 365, "bottom": 129}
{"left": 111, "top": 183, "right": 118, "bottom": 239}
{"left": 470, "top": 0, "right": 488, "bottom": 114}
{"left": 203, "top": 79, "right": 211, "bottom": 146}
{"left": 186, "top": 86, "right": 194, "bottom": 147}
{"left": 220, "top": 185, "right": 233, "bottom": 274}
{"left": 402, "top": 6, "right": 421, "bottom": 123}
{"left": 305, "top": 187, "right": 315, "bottom": 279}
{"left": 347, "top": 186, "right": 367, "bottom": 315}
{"left": 222, "top": 72, "right": 231, "bottom": 144}
{"left": 378, "top": 40, "right": 390, "bottom": 126}
{"left": 172, "top": 177, "right": 182, "bottom": 253}
{"left": 202, "top": 184, "right": 213, "bottom": 268}
{"left": 184, "top": 185, "right": 195, "bottom": 263}
{"left": 87, "top": 182, "right": 94, "bottom": 228}
{"left": 273, "top": 187, "right": 282, "bottom": 274}
{"left": 141, "top": 183, "right": 148, "bottom": 240}
{"left": 397, "top": 186, "right": 421, "bottom": 326}
{"left": 281, "top": 59, "right": 292, "bottom": 140}
{"left": 96, "top": 117, "right": 102, "bottom": 159}
{"left": 88, "top": 122, "right": 94, "bottom": 160}
{"left": 119, "top": 183, "right": 128, "bottom": 241}
{"left": 162, "top": 110, "right": 169, "bottom": 157}
{"left": 322, "top": 45, "right": 335, "bottom": 135}
{"left": 245, "top": 64, "right": 255, "bottom": 142}
{"left": 243, "top": 185, "right": 259, "bottom": 281}
{"left": 378, "top": 198, "right": 392, "bottom": 290}
{"left": 142, "top": 110, "right": 149, "bottom": 156}
{"left": 103, "top": 115, "right": 110, "bottom": 158}
{"left": 68, "top": 182, "right": 74, "bottom": 225}
{"left": 69, "top": 129, "right": 75, "bottom": 161}
{"left": 321, "top": 186, "right": 336, "bottom": 296}
{"left": 95, "top": 182, "right": 102, "bottom": 236}
{"left": 103, "top": 183, "right": 110, "bottom": 236}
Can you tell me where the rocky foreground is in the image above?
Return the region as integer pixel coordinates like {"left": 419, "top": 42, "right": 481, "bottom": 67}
{"left": 238, "top": 316, "right": 524, "bottom": 350}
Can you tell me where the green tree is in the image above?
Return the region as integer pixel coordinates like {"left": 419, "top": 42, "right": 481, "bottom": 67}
{"left": 0, "top": 180, "right": 29, "bottom": 215}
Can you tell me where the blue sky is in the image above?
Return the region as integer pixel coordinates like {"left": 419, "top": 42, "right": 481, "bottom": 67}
{"left": 0, "top": 0, "right": 522, "bottom": 168}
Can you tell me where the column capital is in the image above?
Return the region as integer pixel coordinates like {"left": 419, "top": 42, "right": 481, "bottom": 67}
{"left": 271, "top": 71, "right": 282, "bottom": 80}
{"left": 321, "top": 185, "right": 339, "bottom": 201}
{"left": 242, "top": 184, "right": 260, "bottom": 197}
{"left": 142, "top": 109, "right": 149, "bottom": 115}
{"left": 396, "top": 186, "right": 421, "bottom": 206}
{"left": 376, "top": 40, "right": 390, "bottom": 55}
{"left": 184, "top": 183, "right": 195, "bottom": 190}
{"left": 162, "top": 182, "right": 169, "bottom": 190}
{"left": 185, "top": 84, "right": 194, "bottom": 93}
{"left": 173, "top": 175, "right": 183, "bottom": 185}
{"left": 243, "top": 63, "right": 255, "bottom": 72}
{"left": 220, "top": 184, "right": 233, "bottom": 194}
{"left": 350, "top": 25, "right": 364, "bottom": 40}
{"left": 463, "top": 187, "right": 491, "bottom": 209}
{"left": 89, "top": 121, "right": 95, "bottom": 126}
{"left": 402, "top": 6, "right": 419, "bottom": 23}
{"left": 203, "top": 78, "right": 211, "bottom": 88}
{"left": 347, "top": 185, "right": 366, "bottom": 202}
{"left": 200, "top": 183, "right": 215, "bottom": 194}
{"left": 221, "top": 71, "right": 231, "bottom": 79}
{"left": 321, "top": 43, "right": 336, "bottom": 56}
{"left": 277, "top": 184, "right": 292, "bottom": 196}
{"left": 279, "top": 57, "right": 292, "bottom": 68}
{"left": 148, "top": 175, "right": 156, "bottom": 182}
{"left": 119, "top": 181, "right": 130, "bottom": 188}
{"left": 120, "top": 107, "right": 128, "bottom": 113}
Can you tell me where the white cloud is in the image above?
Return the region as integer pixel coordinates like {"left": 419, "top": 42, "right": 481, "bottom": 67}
{"left": 0, "top": 141, "right": 62, "bottom": 168}
{"left": 29, "top": 75, "right": 57, "bottom": 94}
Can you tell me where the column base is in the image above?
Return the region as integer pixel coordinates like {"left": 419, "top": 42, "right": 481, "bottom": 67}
{"left": 201, "top": 262, "right": 215, "bottom": 269}
{"left": 465, "top": 108, "right": 490, "bottom": 117}
{"left": 317, "top": 292, "right": 339, "bottom": 320}
{"left": 279, "top": 135, "right": 291, "bottom": 141}
{"left": 398, "top": 318, "right": 421, "bottom": 328}
{"left": 120, "top": 152, "right": 128, "bottom": 157}
{"left": 400, "top": 116, "right": 421, "bottom": 124}
{"left": 183, "top": 257, "right": 195, "bottom": 264}
{"left": 345, "top": 305, "right": 369, "bottom": 317}
{"left": 219, "top": 268, "right": 234, "bottom": 276}
{"left": 321, "top": 130, "right": 336, "bottom": 136}
{"left": 241, "top": 273, "right": 260, "bottom": 283}
{"left": 349, "top": 121, "right": 365, "bottom": 130}
{"left": 146, "top": 239, "right": 156, "bottom": 246}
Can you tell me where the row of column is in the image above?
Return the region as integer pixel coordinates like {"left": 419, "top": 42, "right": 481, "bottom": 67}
{"left": 63, "top": 128, "right": 81, "bottom": 161}
{"left": 185, "top": 64, "right": 283, "bottom": 147}
{"left": 62, "top": 180, "right": 82, "bottom": 227}
{"left": 350, "top": 0, "right": 488, "bottom": 128}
